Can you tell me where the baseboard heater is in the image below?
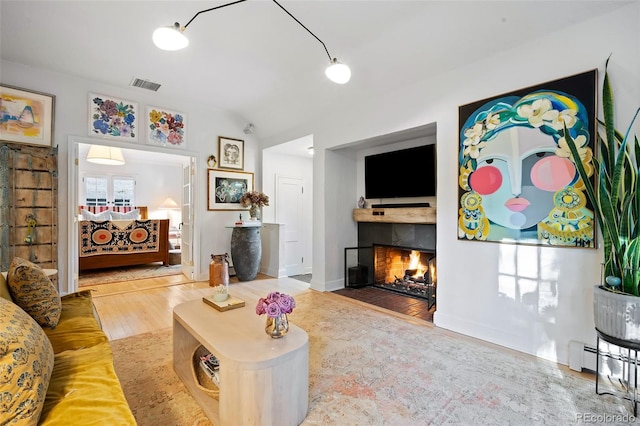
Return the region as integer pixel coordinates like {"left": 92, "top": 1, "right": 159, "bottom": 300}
{"left": 570, "top": 340, "right": 638, "bottom": 373}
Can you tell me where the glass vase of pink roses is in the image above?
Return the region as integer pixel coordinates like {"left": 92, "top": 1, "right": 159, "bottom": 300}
{"left": 256, "top": 291, "right": 296, "bottom": 338}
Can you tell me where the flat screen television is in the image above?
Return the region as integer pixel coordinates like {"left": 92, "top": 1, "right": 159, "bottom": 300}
{"left": 364, "top": 144, "right": 436, "bottom": 198}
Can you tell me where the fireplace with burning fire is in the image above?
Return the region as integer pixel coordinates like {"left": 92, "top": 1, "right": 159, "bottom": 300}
{"left": 372, "top": 244, "right": 436, "bottom": 306}
{"left": 346, "top": 222, "right": 436, "bottom": 309}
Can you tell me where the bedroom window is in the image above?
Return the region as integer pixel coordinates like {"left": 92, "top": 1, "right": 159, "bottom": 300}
{"left": 113, "top": 178, "right": 135, "bottom": 206}
{"left": 84, "top": 176, "right": 135, "bottom": 206}
{"left": 85, "top": 176, "right": 108, "bottom": 206}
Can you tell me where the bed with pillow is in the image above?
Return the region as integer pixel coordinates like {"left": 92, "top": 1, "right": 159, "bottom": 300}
{"left": 78, "top": 206, "right": 170, "bottom": 271}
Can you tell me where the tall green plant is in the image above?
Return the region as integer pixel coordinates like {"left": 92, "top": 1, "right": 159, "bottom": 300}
{"left": 566, "top": 59, "right": 640, "bottom": 295}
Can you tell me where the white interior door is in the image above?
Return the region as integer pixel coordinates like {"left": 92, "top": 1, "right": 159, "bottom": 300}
{"left": 181, "top": 160, "right": 194, "bottom": 279}
{"left": 68, "top": 142, "right": 80, "bottom": 293}
{"left": 276, "top": 175, "right": 304, "bottom": 276}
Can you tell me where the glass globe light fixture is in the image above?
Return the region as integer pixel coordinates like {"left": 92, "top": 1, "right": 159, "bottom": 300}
{"left": 325, "top": 58, "right": 351, "bottom": 84}
{"left": 153, "top": 22, "right": 189, "bottom": 51}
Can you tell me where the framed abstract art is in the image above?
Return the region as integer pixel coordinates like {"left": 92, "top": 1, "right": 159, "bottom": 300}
{"left": 89, "top": 93, "right": 138, "bottom": 141}
{"left": 147, "top": 106, "right": 186, "bottom": 148}
{"left": 0, "top": 84, "right": 55, "bottom": 146}
{"left": 457, "top": 70, "right": 598, "bottom": 247}
{"left": 207, "top": 169, "right": 254, "bottom": 211}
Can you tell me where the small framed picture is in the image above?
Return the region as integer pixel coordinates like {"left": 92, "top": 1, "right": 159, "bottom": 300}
{"left": 147, "top": 106, "right": 186, "bottom": 148}
{"left": 0, "top": 84, "right": 55, "bottom": 147}
{"left": 218, "top": 136, "right": 244, "bottom": 170}
{"left": 89, "top": 93, "right": 138, "bottom": 141}
{"left": 207, "top": 169, "right": 254, "bottom": 211}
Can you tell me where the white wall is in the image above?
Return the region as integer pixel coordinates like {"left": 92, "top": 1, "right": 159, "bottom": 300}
{"left": 322, "top": 148, "right": 359, "bottom": 291}
{"left": 0, "top": 60, "right": 261, "bottom": 290}
{"left": 262, "top": 4, "right": 640, "bottom": 365}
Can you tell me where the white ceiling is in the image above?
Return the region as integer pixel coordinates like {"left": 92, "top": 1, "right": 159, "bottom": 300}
{"left": 264, "top": 134, "right": 315, "bottom": 158}
{"left": 0, "top": 1, "right": 630, "bottom": 140}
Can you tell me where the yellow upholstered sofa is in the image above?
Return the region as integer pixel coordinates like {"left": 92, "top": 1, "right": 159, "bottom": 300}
{"left": 0, "top": 260, "right": 136, "bottom": 425}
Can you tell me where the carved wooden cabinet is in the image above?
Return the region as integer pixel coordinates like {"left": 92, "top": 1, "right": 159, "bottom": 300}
{"left": 0, "top": 143, "right": 58, "bottom": 283}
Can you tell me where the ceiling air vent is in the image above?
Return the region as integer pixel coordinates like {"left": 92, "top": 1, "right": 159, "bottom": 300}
{"left": 130, "top": 77, "right": 161, "bottom": 92}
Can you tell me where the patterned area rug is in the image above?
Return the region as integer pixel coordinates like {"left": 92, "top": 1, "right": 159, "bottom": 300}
{"left": 111, "top": 292, "right": 628, "bottom": 425}
{"left": 79, "top": 263, "right": 183, "bottom": 286}
{"left": 111, "top": 330, "right": 211, "bottom": 426}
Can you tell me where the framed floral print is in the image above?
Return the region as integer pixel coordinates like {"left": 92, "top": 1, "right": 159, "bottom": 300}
{"left": 218, "top": 136, "right": 244, "bottom": 170}
{"left": 89, "top": 93, "right": 138, "bottom": 141}
{"left": 147, "top": 106, "right": 186, "bottom": 148}
{"left": 207, "top": 169, "right": 254, "bottom": 211}
{"left": 457, "top": 70, "right": 597, "bottom": 247}
{"left": 0, "top": 84, "right": 55, "bottom": 146}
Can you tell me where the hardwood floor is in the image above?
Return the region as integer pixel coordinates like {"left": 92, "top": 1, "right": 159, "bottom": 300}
{"left": 332, "top": 286, "right": 435, "bottom": 322}
{"left": 81, "top": 272, "right": 194, "bottom": 297}
{"left": 91, "top": 275, "right": 311, "bottom": 340}
{"left": 93, "top": 275, "right": 433, "bottom": 340}
{"left": 91, "top": 276, "right": 435, "bottom": 340}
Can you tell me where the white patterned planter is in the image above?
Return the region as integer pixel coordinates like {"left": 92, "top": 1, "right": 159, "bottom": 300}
{"left": 594, "top": 285, "right": 640, "bottom": 343}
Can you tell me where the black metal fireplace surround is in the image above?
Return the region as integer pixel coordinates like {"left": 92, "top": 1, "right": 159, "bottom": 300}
{"left": 345, "top": 222, "right": 436, "bottom": 308}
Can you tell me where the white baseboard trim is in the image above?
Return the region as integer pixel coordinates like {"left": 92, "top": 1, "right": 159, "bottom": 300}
{"left": 309, "top": 278, "right": 343, "bottom": 292}
{"left": 323, "top": 278, "right": 344, "bottom": 292}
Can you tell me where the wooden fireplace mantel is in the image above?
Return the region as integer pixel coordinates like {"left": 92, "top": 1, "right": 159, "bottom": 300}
{"left": 352, "top": 207, "right": 436, "bottom": 224}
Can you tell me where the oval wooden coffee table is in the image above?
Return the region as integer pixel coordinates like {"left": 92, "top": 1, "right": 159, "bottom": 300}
{"left": 173, "top": 298, "right": 309, "bottom": 425}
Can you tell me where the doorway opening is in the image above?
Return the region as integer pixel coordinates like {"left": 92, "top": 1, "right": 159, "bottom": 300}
{"left": 262, "top": 134, "right": 313, "bottom": 280}
{"left": 68, "top": 137, "right": 197, "bottom": 293}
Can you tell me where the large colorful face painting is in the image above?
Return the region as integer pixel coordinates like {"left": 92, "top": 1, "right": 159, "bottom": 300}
{"left": 458, "top": 70, "right": 597, "bottom": 247}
